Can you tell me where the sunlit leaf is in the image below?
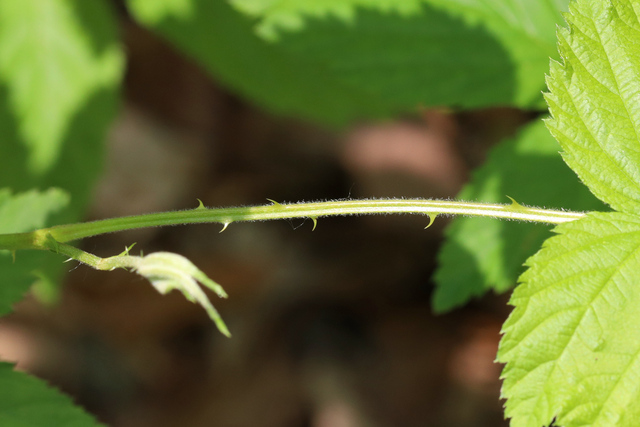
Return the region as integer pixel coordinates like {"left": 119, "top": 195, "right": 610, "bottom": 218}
{"left": 499, "top": 213, "right": 640, "bottom": 427}
{"left": 501, "top": 2, "right": 640, "bottom": 426}
{"left": 545, "top": 0, "right": 640, "bottom": 214}
{"left": 0, "top": 0, "right": 123, "bottom": 174}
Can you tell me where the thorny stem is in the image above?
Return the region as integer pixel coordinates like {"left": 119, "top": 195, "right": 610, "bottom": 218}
{"left": 0, "top": 198, "right": 586, "bottom": 252}
{"left": 0, "top": 198, "right": 587, "bottom": 338}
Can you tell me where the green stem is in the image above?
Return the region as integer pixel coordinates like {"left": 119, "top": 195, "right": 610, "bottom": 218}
{"left": 0, "top": 198, "right": 586, "bottom": 251}
{"left": 47, "top": 240, "right": 138, "bottom": 271}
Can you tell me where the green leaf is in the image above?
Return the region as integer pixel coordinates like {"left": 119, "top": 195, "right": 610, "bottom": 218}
{"left": 128, "top": 0, "right": 567, "bottom": 125}
{"left": 0, "top": 0, "right": 123, "bottom": 217}
{"left": 0, "top": 362, "right": 102, "bottom": 426}
{"left": 498, "top": 212, "right": 640, "bottom": 427}
{"left": 0, "top": 188, "right": 69, "bottom": 234}
{"left": 499, "top": 2, "right": 640, "bottom": 426}
{"left": 424, "top": 0, "right": 570, "bottom": 107}
{"left": 126, "top": 0, "right": 194, "bottom": 22}
{"left": 0, "top": 188, "right": 69, "bottom": 317}
{"left": 0, "top": 0, "right": 123, "bottom": 174}
{"left": 545, "top": 0, "right": 640, "bottom": 214}
{"left": 433, "top": 119, "right": 604, "bottom": 312}
{"left": 127, "top": 0, "right": 388, "bottom": 126}
{"left": 231, "top": 0, "right": 567, "bottom": 44}
{"left": 232, "top": 0, "right": 570, "bottom": 109}
{"left": 0, "top": 0, "right": 123, "bottom": 304}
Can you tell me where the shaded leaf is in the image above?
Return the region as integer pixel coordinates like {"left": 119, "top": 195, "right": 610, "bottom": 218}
{"left": 127, "top": 0, "right": 388, "bottom": 126}
{"left": 0, "top": 362, "right": 102, "bottom": 426}
{"left": 433, "top": 120, "right": 604, "bottom": 312}
{"left": 270, "top": 7, "right": 519, "bottom": 111}
{"left": 128, "top": 0, "right": 566, "bottom": 125}
{"left": 232, "top": 0, "right": 570, "bottom": 109}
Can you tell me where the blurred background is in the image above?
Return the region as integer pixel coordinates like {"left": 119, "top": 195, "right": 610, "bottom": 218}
{"left": 0, "top": 2, "right": 544, "bottom": 426}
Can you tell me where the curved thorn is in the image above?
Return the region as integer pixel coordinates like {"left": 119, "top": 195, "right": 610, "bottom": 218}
{"left": 506, "top": 196, "right": 523, "bottom": 208}
{"left": 220, "top": 222, "right": 231, "bottom": 233}
{"left": 424, "top": 214, "right": 438, "bottom": 229}
{"left": 118, "top": 243, "right": 136, "bottom": 257}
{"left": 196, "top": 199, "right": 206, "bottom": 210}
{"left": 266, "top": 198, "right": 283, "bottom": 207}
{"left": 310, "top": 217, "right": 318, "bottom": 231}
